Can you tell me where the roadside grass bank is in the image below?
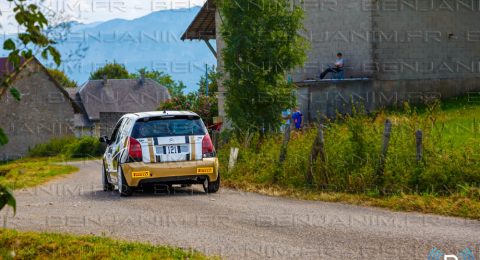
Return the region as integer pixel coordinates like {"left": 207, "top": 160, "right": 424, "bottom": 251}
{"left": 218, "top": 97, "right": 480, "bottom": 219}
{"left": 0, "top": 159, "right": 78, "bottom": 190}
{"left": 222, "top": 181, "right": 480, "bottom": 220}
{"left": 0, "top": 229, "right": 213, "bottom": 260}
{"left": 0, "top": 136, "right": 105, "bottom": 190}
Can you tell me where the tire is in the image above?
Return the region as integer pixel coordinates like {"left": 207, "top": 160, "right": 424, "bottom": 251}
{"left": 118, "top": 164, "right": 133, "bottom": 197}
{"left": 203, "top": 173, "right": 220, "bottom": 194}
{"left": 102, "top": 162, "right": 114, "bottom": 192}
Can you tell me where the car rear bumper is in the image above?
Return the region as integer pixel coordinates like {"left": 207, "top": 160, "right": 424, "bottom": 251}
{"left": 122, "top": 158, "right": 219, "bottom": 187}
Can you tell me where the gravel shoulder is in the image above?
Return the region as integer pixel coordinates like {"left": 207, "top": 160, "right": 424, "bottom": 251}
{"left": 3, "top": 160, "right": 479, "bottom": 259}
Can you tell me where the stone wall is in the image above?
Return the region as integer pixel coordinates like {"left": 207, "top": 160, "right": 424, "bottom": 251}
{"left": 0, "top": 60, "right": 76, "bottom": 160}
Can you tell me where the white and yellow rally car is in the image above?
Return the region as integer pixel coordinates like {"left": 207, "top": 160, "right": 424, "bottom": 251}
{"left": 100, "top": 111, "right": 219, "bottom": 196}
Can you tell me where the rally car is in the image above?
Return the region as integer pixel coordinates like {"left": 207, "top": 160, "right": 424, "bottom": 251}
{"left": 100, "top": 111, "right": 220, "bottom": 196}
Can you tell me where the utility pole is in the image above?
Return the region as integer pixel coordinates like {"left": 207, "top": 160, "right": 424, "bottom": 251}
{"left": 205, "top": 64, "right": 209, "bottom": 96}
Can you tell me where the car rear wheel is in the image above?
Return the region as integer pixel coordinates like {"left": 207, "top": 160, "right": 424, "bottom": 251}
{"left": 203, "top": 173, "right": 220, "bottom": 194}
{"left": 102, "top": 162, "right": 114, "bottom": 192}
{"left": 118, "top": 165, "right": 133, "bottom": 197}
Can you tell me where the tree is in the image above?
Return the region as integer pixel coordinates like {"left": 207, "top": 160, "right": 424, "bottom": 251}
{"left": 48, "top": 69, "right": 77, "bottom": 88}
{"left": 1, "top": 0, "right": 63, "bottom": 214}
{"left": 159, "top": 93, "right": 218, "bottom": 127}
{"left": 89, "top": 62, "right": 130, "bottom": 80}
{"left": 159, "top": 66, "right": 220, "bottom": 127}
{"left": 219, "top": 0, "right": 308, "bottom": 132}
{"left": 132, "top": 68, "right": 186, "bottom": 98}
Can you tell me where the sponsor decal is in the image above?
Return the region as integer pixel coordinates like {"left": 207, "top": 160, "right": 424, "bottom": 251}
{"left": 197, "top": 167, "right": 214, "bottom": 174}
{"left": 132, "top": 171, "right": 151, "bottom": 178}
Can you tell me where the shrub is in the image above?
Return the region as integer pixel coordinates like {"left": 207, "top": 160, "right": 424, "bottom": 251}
{"left": 64, "top": 137, "right": 104, "bottom": 158}
{"left": 29, "top": 137, "right": 104, "bottom": 159}
{"left": 28, "top": 137, "right": 77, "bottom": 157}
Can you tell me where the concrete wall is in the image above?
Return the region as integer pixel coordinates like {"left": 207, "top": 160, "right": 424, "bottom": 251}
{"left": 291, "top": 0, "right": 374, "bottom": 81}
{"left": 0, "top": 61, "right": 76, "bottom": 160}
{"left": 298, "top": 78, "right": 480, "bottom": 121}
{"left": 215, "top": 9, "right": 228, "bottom": 120}
{"left": 372, "top": 0, "right": 480, "bottom": 80}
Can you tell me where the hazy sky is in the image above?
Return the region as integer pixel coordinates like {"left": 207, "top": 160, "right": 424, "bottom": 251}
{"left": 0, "top": 0, "right": 206, "bottom": 33}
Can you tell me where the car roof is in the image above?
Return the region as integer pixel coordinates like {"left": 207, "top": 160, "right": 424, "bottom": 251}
{"left": 125, "top": 111, "right": 200, "bottom": 119}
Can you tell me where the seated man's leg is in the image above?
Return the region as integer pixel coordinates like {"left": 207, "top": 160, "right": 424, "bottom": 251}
{"left": 332, "top": 68, "right": 343, "bottom": 79}
{"left": 320, "top": 68, "right": 334, "bottom": 79}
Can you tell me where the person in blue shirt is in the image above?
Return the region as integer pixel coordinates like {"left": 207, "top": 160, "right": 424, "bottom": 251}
{"left": 292, "top": 107, "right": 303, "bottom": 130}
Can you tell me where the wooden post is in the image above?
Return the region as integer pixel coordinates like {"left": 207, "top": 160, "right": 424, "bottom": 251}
{"left": 474, "top": 118, "right": 477, "bottom": 138}
{"left": 306, "top": 124, "right": 327, "bottom": 186}
{"left": 279, "top": 124, "right": 292, "bottom": 163}
{"left": 275, "top": 124, "right": 292, "bottom": 183}
{"left": 375, "top": 119, "right": 392, "bottom": 191}
{"left": 307, "top": 86, "right": 312, "bottom": 123}
{"left": 416, "top": 130, "right": 423, "bottom": 162}
{"left": 212, "top": 131, "right": 220, "bottom": 149}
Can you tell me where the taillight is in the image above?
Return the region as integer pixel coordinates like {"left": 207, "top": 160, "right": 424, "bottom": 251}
{"left": 202, "top": 134, "right": 216, "bottom": 158}
{"left": 128, "top": 137, "right": 143, "bottom": 161}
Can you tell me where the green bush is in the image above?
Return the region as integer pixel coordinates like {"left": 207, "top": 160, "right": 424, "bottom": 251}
{"left": 29, "top": 137, "right": 104, "bottom": 159}
{"left": 64, "top": 137, "right": 104, "bottom": 158}
{"left": 28, "top": 137, "right": 77, "bottom": 157}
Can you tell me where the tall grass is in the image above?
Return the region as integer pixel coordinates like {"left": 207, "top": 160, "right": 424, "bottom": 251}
{"left": 219, "top": 99, "right": 480, "bottom": 197}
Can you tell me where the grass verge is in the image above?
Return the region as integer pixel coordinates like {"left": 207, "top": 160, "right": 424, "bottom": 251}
{"left": 0, "top": 229, "right": 213, "bottom": 260}
{"left": 223, "top": 180, "right": 480, "bottom": 220}
{"left": 0, "top": 159, "right": 78, "bottom": 190}
{"left": 218, "top": 96, "right": 480, "bottom": 220}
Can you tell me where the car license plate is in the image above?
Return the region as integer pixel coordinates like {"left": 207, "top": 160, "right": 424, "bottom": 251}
{"left": 197, "top": 167, "right": 214, "bottom": 174}
{"left": 165, "top": 145, "right": 178, "bottom": 154}
{"left": 132, "top": 171, "right": 150, "bottom": 178}
{"left": 156, "top": 145, "right": 188, "bottom": 155}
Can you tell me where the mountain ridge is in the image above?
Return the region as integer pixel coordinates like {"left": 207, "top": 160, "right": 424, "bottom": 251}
{"left": 52, "top": 7, "right": 215, "bottom": 92}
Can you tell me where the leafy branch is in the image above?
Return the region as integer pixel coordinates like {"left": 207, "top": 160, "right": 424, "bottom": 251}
{"left": 0, "top": 0, "right": 62, "bottom": 214}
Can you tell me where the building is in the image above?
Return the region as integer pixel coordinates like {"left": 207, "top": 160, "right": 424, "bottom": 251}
{"left": 71, "top": 76, "right": 171, "bottom": 137}
{"left": 0, "top": 57, "right": 81, "bottom": 160}
{"left": 183, "top": 0, "right": 480, "bottom": 122}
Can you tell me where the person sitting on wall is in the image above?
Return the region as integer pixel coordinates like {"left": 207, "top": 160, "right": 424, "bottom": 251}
{"left": 320, "top": 52, "right": 344, "bottom": 79}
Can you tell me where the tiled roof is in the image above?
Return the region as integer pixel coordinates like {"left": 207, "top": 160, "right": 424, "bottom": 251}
{"left": 78, "top": 78, "right": 171, "bottom": 121}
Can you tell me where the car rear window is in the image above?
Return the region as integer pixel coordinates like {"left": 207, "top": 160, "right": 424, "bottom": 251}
{"left": 131, "top": 116, "right": 207, "bottom": 138}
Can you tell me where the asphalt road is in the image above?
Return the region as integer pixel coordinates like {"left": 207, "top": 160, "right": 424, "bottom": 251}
{"left": 3, "top": 160, "right": 480, "bottom": 259}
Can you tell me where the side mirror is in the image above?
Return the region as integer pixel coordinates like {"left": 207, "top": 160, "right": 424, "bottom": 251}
{"left": 99, "top": 136, "right": 109, "bottom": 144}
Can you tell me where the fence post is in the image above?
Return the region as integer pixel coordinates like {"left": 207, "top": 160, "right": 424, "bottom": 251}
{"left": 307, "top": 124, "right": 327, "bottom": 186}
{"left": 375, "top": 119, "right": 392, "bottom": 193}
{"left": 416, "top": 130, "right": 423, "bottom": 162}
{"left": 279, "top": 124, "right": 292, "bottom": 163}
